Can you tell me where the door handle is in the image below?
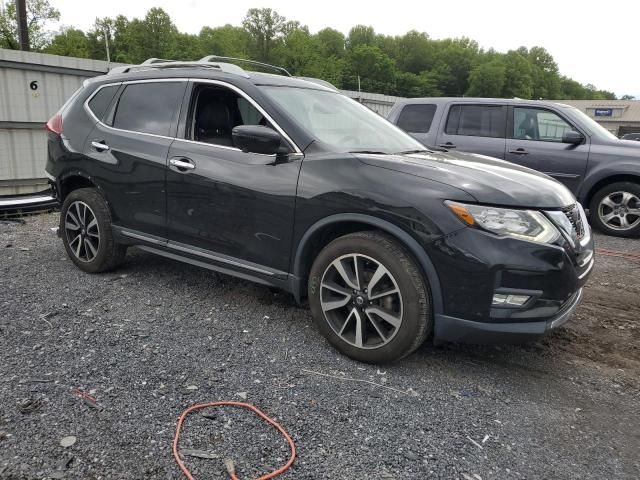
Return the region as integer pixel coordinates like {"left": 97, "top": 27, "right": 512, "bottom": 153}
{"left": 169, "top": 157, "right": 196, "bottom": 172}
{"left": 439, "top": 142, "right": 456, "bottom": 149}
{"left": 91, "top": 140, "right": 109, "bottom": 152}
{"left": 508, "top": 148, "right": 529, "bottom": 155}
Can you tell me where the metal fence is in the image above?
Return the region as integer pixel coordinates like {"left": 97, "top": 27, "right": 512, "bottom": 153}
{"left": 341, "top": 90, "right": 404, "bottom": 117}
{"left": 0, "top": 49, "right": 113, "bottom": 195}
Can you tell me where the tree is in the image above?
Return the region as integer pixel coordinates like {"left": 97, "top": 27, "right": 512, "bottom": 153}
{"left": 124, "top": 8, "right": 178, "bottom": 63}
{"left": 346, "top": 25, "right": 375, "bottom": 49}
{"left": 466, "top": 59, "right": 505, "bottom": 97}
{"left": 45, "top": 28, "right": 90, "bottom": 57}
{"left": 199, "top": 25, "right": 251, "bottom": 58}
{"left": 621, "top": 95, "right": 636, "bottom": 100}
{"left": 242, "top": 8, "right": 286, "bottom": 62}
{"left": 502, "top": 50, "right": 533, "bottom": 98}
{"left": 345, "top": 44, "right": 396, "bottom": 93}
{"left": 86, "top": 15, "right": 130, "bottom": 62}
{"left": 314, "top": 28, "right": 344, "bottom": 58}
{"left": 396, "top": 31, "right": 434, "bottom": 74}
{"left": 0, "top": 0, "right": 60, "bottom": 50}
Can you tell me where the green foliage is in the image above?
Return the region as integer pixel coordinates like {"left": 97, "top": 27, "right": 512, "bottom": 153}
{"left": 466, "top": 60, "right": 506, "bottom": 97}
{"left": 0, "top": 0, "right": 59, "bottom": 50}
{"left": 20, "top": 6, "right": 618, "bottom": 100}
{"left": 199, "top": 25, "right": 251, "bottom": 59}
{"left": 44, "top": 27, "right": 89, "bottom": 57}
{"left": 241, "top": 8, "right": 286, "bottom": 62}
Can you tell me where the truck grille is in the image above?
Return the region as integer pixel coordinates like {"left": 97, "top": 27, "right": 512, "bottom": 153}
{"left": 562, "top": 204, "right": 585, "bottom": 240}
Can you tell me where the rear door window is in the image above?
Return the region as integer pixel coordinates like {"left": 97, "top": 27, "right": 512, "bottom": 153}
{"left": 87, "top": 85, "right": 119, "bottom": 121}
{"left": 396, "top": 104, "right": 437, "bottom": 133}
{"left": 445, "top": 105, "right": 506, "bottom": 138}
{"left": 113, "top": 82, "right": 185, "bottom": 136}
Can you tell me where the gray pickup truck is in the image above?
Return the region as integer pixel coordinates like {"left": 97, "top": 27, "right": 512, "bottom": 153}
{"left": 387, "top": 98, "right": 640, "bottom": 237}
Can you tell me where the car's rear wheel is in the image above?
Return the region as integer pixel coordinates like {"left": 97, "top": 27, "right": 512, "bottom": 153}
{"left": 308, "top": 231, "right": 431, "bottom": 363}
{"left": 590, "top": 182, "right": 640, "bottom": 237}
{"left": 60, "top": 188, "right": 127, "bottom": 273}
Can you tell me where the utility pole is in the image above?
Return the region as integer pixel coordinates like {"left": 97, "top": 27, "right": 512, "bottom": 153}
{"left": 104, "top": 28, "right": 110, "bottom": 63}
{"left": 16, "top": 0, "right": 29, "bottom": 51}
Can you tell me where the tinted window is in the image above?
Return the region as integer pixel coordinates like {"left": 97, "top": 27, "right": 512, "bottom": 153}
{"left": 445, "top": 105, "right": 505, "bottom": 138}
{"left": 113, "top": 82, "right": 184, "bottom": 136}
{"left": 513, "top": 107, "right": 574, "bottom": 142}
{"left": 396, "top": 104, "right": 437, "bottom": 133}
{"left": 88, "top": 85, "right": 119, "bottom": 121}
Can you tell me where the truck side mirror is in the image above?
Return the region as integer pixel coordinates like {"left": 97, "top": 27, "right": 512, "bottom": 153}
{"left": 562, "top": 131, "right": 584, "bottom": 145}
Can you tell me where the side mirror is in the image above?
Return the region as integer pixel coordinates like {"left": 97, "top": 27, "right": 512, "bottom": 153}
{"left": 232, "top": 125, "right": 282, "bottom": 155}
{"left": 562, "top": 131, "right": 584, "bottom": 145}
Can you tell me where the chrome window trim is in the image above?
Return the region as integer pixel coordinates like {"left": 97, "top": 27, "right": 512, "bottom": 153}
{"left": 83, "top": 77, "right": 302, "bottom": 153}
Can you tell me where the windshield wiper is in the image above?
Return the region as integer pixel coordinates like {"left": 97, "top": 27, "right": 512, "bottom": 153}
{"left": 394, "top": 148, "right": 436, "bottom": 155}
{"left": 348, "top": 150, "right": 389, "bottom": 154}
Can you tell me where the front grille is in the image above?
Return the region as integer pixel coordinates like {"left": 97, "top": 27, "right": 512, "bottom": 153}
{"left": 562, "top": 204, "right": 585, "bottom": 240}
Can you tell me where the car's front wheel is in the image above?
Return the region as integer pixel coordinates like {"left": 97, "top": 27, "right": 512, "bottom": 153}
{"left": 308, "top": 231, "right": 431, "bottom": 363}
{"left": 590, "top": 182, "right": 640, "bottom": 237}
{"left": 60, "top": 188, "right": 127, "bottom": 273}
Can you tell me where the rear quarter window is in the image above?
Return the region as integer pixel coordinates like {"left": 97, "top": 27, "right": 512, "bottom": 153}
{"left": 87, "top": 85, "right": 119, "bottom": 121}
{"left": 396, "top": 104, "right": 437, "bottom": 133}
{"left": 112, "top": 82, "right": 185, "bottom": 136}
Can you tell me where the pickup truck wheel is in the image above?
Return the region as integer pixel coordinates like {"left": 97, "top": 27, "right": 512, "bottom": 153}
{"left": 308, "top": 231, "right": 431, "bottom": 363}
{"left": 60, "top": 188, "right": 127, "bottom": 273}
{"left": 590, "top": 182, "right": 640, "bottom": 238}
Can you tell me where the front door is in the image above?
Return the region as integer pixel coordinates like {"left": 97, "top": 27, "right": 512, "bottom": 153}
{"left": 505, "top": 106, "right": 590, "bottom": 194}
{"left": 165, "top": 81, "right": 301, "bottom": 274}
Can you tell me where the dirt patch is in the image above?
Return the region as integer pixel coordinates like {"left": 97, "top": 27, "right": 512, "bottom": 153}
{"left": 545, "top": 235, "right": 640, "bottom": 383}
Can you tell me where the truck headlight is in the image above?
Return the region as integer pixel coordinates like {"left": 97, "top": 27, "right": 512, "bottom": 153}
{"left": 446, "top": 201, "right": 560, "bottom": 244}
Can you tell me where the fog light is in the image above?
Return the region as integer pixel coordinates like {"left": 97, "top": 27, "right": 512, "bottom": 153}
{"left": 492, "top": 294, "right": 530, "bottom": 306}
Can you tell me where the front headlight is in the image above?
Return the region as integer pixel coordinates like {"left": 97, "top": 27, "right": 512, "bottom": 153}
{"left": 446, "top": 201, "right": 560, "bottom": 244}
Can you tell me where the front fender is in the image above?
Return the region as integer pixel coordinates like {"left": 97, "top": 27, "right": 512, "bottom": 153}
{"left": 290, "top": 213, "right": 444, "bottom": 316}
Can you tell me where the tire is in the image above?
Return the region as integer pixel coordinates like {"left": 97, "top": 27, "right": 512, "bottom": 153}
{"left": 308, "top": 231, "right": 431, "bottom": 363}
{"left": 589, "top": 182, "right": 640, "bottom": 238}
{"left": 60, "top": 188, "right": 127, "bottom": 273}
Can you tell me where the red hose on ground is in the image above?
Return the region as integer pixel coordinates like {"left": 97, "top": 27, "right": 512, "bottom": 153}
{"left": 172, "top": 401, "right": 296, "bottom": 480}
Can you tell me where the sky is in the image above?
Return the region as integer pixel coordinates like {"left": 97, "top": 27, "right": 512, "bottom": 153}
{"left": 46, "top": 0, "right": 640, "bottom": 98}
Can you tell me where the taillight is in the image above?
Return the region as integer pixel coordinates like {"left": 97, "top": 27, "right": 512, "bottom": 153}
{"left": 46, "top": 113, "right": 63, "bottom": 134}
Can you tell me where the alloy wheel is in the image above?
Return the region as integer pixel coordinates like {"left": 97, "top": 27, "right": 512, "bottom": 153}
{"left": 598, "top": 191, "right": 640, "bottom": 231}
{"left": 65, "top": 201, "right": 100, "bottom": 262}
{"left": 320, "top": 253, "right": 403, "bottom": 349}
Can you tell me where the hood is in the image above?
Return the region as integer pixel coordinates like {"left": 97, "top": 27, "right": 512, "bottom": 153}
{"left": 596, "top": 137, "right": 640, "bottom": 151}
{"left": 356, "top": 150, "right": 575, "bottom": 209}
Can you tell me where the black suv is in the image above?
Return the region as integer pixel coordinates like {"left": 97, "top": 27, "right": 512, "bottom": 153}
{"left": 45, "top": 57, "right": 594, "bottom": 363}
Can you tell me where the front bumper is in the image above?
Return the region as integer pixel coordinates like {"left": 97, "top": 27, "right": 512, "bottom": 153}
{"left": 428, "top": 223, "right": 593, "bottom": 344}
{"left": 434, "top": 288, "right": 583, "bottom": 343}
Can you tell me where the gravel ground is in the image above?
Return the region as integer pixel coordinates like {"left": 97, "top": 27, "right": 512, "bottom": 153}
{"left": 1, "top": 213, "right": 639, "bottom": 480}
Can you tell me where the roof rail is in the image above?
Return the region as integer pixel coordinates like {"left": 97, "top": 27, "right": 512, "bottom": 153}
{"left": 107, "top": 60, "right": 250, "bottom": 78}
{"left": 199, "top": 56, "right": 291, "bottom": 77}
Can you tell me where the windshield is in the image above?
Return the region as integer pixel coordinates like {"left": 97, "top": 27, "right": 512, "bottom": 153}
{"left": 260, "top": 86, "right": 425, "bottom": 154}
{"left": 566, "top": 106, "right": 618, "bottom": 140}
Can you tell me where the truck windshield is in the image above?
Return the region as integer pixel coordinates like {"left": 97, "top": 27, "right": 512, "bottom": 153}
{"left": 260, "top": 86, "right": 425, "bottom": 154}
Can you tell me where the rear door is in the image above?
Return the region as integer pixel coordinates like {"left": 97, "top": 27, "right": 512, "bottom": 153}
{"left": 83, "top": 80, "right": 187, "bottom": 238}
{"left": 435, "top": 103, "right": 507, "bottom": 159}
{"left": 505, "top": 106, "right": 589, "bottom": 194}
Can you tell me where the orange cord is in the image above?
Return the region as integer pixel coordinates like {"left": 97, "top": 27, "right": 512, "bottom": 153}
{"left": 172, "top": 401, "right": 296, "bottom": 480}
